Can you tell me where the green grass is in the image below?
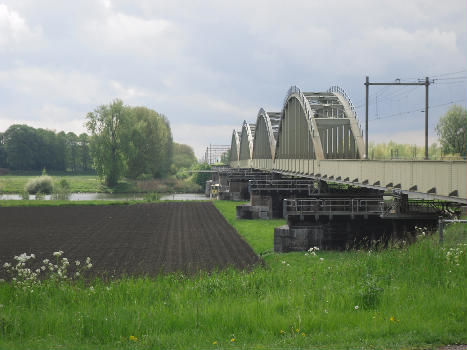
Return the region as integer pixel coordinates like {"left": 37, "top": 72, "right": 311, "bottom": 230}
{"left": 0, "top": 175, "right": 104, "bottom": 193}
{"left": 0, "top": 201, "right": 465, "bottom": 349}
{"left": 213, "top": 201, "right": 285, "bottom": 254}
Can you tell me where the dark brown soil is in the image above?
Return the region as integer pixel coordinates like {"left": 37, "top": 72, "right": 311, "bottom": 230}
{"left": 0, "top": 202, "right": 260, "bottom": 278}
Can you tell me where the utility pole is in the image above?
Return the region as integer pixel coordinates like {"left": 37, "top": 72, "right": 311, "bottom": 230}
{"left": 425, "top": 77, "right": 429, "bottom": 160}
{"left": 365, "top": 77, "right": 432, "bottom": 160}
{"left": 365, "top": 76, "right": 369, "bottom": 159}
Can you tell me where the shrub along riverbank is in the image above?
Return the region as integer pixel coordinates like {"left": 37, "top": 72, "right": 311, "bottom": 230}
{"left": 0, "top": 201, "right": 465, "bottom": 349}
{"left": 0, "top": 174, "right": 201, "bottom": 194}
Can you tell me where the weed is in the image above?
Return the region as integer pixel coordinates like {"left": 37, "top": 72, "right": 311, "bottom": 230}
{"left": 144, "top": 192, "right": 160, "bottom": 202}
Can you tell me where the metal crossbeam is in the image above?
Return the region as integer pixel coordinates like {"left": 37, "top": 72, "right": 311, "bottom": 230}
{"left": 284, "top": 197, "right": 384, "bottom": 217}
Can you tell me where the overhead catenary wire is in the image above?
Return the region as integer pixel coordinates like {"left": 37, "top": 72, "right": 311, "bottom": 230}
{"left": 369, "top": 98, "right": 467, "bottom": 121}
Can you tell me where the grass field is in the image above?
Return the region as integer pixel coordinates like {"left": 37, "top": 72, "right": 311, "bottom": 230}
{"left": 0, "top": 174, "right": 199, "bottom": 194}
{"left": 0, "top": 201, "right": 465, "bottom": 349}
{"left": 0, "top": 175, "right": 104, "bottom": 193}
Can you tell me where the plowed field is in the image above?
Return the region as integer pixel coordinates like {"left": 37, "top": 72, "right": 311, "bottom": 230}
{"left": 0, "top": 202, "right": 260, "bottom": 278}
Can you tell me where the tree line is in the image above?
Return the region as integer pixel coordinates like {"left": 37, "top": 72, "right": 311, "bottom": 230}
{"left": 0, "top": 125, "right": 92, "bottom": 172}
{"left": 0, "top": 100, "right": 198, "bottom": 187}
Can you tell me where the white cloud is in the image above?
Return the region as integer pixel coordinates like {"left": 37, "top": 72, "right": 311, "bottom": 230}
{"left": 81, "top": 11, "right": 183, "bottom": 57}
{"left": 0, "top": 66, "right": 154, "bottom": 106}
{"left": 172, "top": 123, "right": 239, "bottom": 158}
{"left": 0, "top": 105, "right": 86, "bottom": 135}
{"left": 339, "top": 27, "right": 462, "bottom": 75}
{"left": 0, "top": 4, "right": 42, "bottom": 49}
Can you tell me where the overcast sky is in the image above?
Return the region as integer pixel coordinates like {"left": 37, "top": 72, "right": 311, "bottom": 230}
{"left": 0, "top": 0, "right": 466, "bottom": 158}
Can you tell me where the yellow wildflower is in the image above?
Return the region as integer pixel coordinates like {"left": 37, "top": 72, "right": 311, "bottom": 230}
{"left": 280, "top": 329, "right": 285, "bottom": 334}
{"left": 129, "top": 335, "right": 138, "bottom": 341}
{"left": 301, "top": 332, "right": 306, "bottom": 337}
{"left": 389, "top": 316, "right": 396, "bottom": 322}
{"left": 230, "top": 338, "right": 235, "bottom": 342}
{"left": 213, "top": 341, "right": 217, "bottom": 345}
{"left": 296, "top": 328, "right": 300, "bottom": 333}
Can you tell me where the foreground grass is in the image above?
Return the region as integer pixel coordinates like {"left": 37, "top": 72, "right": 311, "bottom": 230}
{"left": 0, "top": 201, "right": 465, "bottom": 349}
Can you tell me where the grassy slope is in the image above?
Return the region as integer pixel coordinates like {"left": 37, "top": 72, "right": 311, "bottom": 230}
{"left": 0, "top": 201, "right": 465, "bottom": 349}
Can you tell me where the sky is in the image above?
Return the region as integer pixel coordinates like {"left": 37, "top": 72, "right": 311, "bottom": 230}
{"left": 0, "top": 0, "right": 466, "bottom": 159}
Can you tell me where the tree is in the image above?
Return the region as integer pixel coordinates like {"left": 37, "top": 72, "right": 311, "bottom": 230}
{"left": 3, "top": 124, "right": 40, "bottom": 170}
{"left": 123, "top": 107, "right": 173, "bottom": 179}
{"left": 220, "top": 149, "right": 231, "bottom": 164}
{"left": 191, "top": 163, "right": 212, "bottom": 187}
{"left": 65, "top": 132, "right": 79, "bottom": 172}
{"left": 0, "top": 132, "right": 7, "bottom": 168}
{"left": 86, "top": 99, "right": 128, "bottom": 186}
{"left": 172, "top": 143, "right": 197, "bottom": 171}
{"left": 78, "top": 133, "right": 92, "bottom": 172}
{"left": 435, "top": 105, "right": 467, "bottom": 157}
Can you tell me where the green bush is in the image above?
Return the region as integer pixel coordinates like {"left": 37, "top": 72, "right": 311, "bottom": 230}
{"left": 52, "top": 179, "right": 71, "bottom": 200}
{"left": 25, "top": 176, "right": 54, "bottom": 194}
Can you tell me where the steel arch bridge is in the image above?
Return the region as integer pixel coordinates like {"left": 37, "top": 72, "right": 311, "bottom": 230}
{"left": 229, "top": 85, "right": 467, "bottom": 204}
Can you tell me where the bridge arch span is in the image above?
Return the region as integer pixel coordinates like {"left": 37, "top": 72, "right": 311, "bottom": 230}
{"left": 238, "top": 121, "right": 256, "bottom": 168}
{"left": 327, "top": 85, "right": 365, "bottom": 158}
{"left": 275, "top": 86, "right": 324, "bottom": 161}
{"left": 229, "top": 130, "right": 240, "bottom": 164}
{"left": 252, "top": 108, "right": 281, "bottom": 169}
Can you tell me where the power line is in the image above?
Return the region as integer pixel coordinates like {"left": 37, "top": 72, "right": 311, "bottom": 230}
{"left": 431, "top": 70, "right": 466, "bottom": 78}
{"left": 355, "top": 85, "right": 419, "bottom": 109}
{"left": 435, "top": 76, "right": 467, "bottom": 81}
{"left": 370, "top": 98, "right": 467, "bottom": 121}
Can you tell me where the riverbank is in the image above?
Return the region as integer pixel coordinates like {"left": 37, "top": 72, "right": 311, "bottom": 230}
{"left": 0, "top": 174, "right": 202, "bottom": 194}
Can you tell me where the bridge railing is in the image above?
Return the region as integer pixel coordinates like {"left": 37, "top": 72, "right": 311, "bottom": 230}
{"left": 284, "top": 198, "right": 385, "bottom": 216}
{"left": 249, "top": 179, "right": 318, "bottom": 193}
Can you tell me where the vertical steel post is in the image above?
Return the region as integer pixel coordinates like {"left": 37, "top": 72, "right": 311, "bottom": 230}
{"left": 425, "top": 77, "right": 429, "bottom": 160}
{"left": 365, "top": 76, "right": 369, "bottom": 160}
{"left": 438, "top": 216, "right": 444, "bottom": 245}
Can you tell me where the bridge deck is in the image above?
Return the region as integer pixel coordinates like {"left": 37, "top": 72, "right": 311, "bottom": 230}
{"left": 231, "top": 159, "right": 467, "bottom": 204}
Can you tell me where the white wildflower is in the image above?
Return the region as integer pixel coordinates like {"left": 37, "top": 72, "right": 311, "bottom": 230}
{"left": 320, "top": 258, "right": 324, "bottom": 261}
{"left": 354, "top": 305, "right": 359, "bottom": 310}
{"left": 43, "top": 259, "right": 49, "bottom": 264}
{"left": 3, "top": 262, "right": 11, "bottom": 268}
{"left": 53, "top": 251, "right": 64, "bottom": 257}
{"left": 75, "top": 260, "right": 80, "bottom": 266}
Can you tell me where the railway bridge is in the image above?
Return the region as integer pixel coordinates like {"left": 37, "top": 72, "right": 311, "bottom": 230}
{"left": 224, "top": 85, "right": 466, "bottom": 251}
{"left": 229, "top": 85, "right": 466, "bottom": 204}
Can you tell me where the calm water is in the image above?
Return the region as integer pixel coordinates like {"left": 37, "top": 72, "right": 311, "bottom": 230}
{"left": 0, "top": 193, "right": 208, "bottom": 201}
